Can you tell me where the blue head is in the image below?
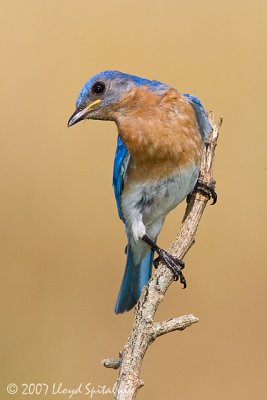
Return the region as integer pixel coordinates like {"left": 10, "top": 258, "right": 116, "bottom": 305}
{"left": 68, "top": 70, "right": 169, "bottom": 126}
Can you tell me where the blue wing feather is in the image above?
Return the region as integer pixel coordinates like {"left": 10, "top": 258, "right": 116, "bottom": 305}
{"left": 112, "top": 136, "right": 130, "bottom": 220}
{"left": 183, "top": 93, "right": 212, "bottom": 140}
{"left": 114, "top": 247, "right": 153, "bottom": 313}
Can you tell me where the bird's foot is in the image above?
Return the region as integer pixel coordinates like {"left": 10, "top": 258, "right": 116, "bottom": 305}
{"left": 142, "top": 235, "right": 186, "bottom": 287}
{"left": 155, "top": 249, "right": 186, "bottom": 288}
{"left": 153, "top": 256, "right": 161, "bottom": 268}
{"left": 195, "top": 179, "right": 217, "bottom": 205}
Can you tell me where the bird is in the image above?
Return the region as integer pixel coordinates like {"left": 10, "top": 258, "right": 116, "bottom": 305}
{"left": 68, "top": 70, "right": 214, "bottom": 314}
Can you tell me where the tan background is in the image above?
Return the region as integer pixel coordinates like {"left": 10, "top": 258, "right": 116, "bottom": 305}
{"left": 1, "top": 1, "right": 266, "bottom": 399}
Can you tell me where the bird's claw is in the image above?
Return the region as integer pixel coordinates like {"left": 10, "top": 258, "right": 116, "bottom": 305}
{"left": 195, "top": 179, "right": 217, "bottom": 205}
{"left": 124, "top": 244, "right": 128, "bottom": 255}
{"left": 142, "top": 234, "right": 186, "bottom": 287}
{"left": 153, "top": 256, "right": 160, "bottom": 268}
{"left": 154, "top": 250, "right": 186, "bottom": 288}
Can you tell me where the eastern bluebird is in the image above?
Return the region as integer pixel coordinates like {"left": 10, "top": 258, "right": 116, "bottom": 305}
{"left": 68, "top": 71, "right": 214, "bottom": 313}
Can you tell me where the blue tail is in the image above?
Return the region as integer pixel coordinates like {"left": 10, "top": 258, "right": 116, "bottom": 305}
{"left": 115, "top": 247, "right": 154, "bottom": 314}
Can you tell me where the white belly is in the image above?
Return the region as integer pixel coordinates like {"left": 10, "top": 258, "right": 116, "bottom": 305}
{"left": 121, "top": 164, "right": 199, "bottom": 242}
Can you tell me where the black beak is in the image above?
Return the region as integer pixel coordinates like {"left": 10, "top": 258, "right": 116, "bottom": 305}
{"left": 67, "top": 107, "right": 88, "bottom": 127}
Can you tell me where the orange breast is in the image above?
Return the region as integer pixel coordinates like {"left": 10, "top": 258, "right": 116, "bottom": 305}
{"left": 113, "top": 87, "right": 203, "bottom": 182}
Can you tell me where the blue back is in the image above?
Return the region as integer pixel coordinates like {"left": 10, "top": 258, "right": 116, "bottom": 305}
{"left": 183, "top": 93, "right": 212, "bottom": 140}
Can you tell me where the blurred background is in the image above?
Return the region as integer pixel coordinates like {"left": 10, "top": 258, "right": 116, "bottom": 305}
{"left": 0, "top": 1, "right": 266, "bottom": 399}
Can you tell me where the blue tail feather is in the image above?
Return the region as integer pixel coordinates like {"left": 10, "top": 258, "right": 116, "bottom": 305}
{"left": 115, "top": 248, "right": 154, "bottom": 314}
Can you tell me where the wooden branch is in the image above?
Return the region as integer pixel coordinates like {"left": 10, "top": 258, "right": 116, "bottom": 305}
{"left": 102, "top": 352, "right": 122, "bottom": 369}
{"left": 153, "top": 314, "right": 199, "bottom": 338}
{"left": 103, "top": 113, "right": 222, "bottom": 400}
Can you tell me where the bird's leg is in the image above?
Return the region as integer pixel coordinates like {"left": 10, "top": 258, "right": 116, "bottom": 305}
{"left": 142, "top": 235, "right": 186, "bottom": 288}
{"left": 194, "top": 178, "right": 217, "bottom": 205}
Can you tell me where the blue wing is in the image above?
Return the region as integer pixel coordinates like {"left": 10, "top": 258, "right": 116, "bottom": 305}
{"left": 112, "top": 136, "right": 130, "bottom": 220}
{"left": 113, "top": 136, "right": 154, "bottom": 313}
{"left": 183, "top": 93, "right": 212, "bottom": 140}
{"left": 115, "top": 247, "right": 153, "bottom": 313}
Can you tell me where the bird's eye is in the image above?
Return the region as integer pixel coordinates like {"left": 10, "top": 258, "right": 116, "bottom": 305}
{"left": 91, "top": 81, "right": 106, "bottom": 95}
